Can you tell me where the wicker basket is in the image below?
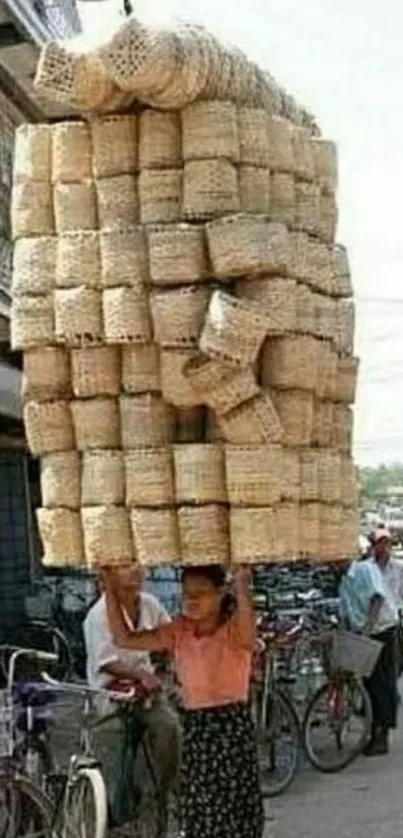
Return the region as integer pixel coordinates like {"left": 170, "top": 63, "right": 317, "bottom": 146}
{"left": 320, "top": 504, "right": 342, "bottom": 561}
{"left": 40, "top": 451, "right": 80, "bottom": 509}
{"left": 147, "top": 223, "right": 208, "bottom": 286}
{"left": 176, "top": 406, "right": 206, "bottom": 443}
{"left": 316, "top": 343, "right": 337, "bottom": 401}
{"left": 318, "top": 193, "right": 338, "bottom": 244}
{"left": 312, "top": 293, "right": 336, "bottom": 342}
{"left": 231, "top": 506, "right": 276, "bottom": 564}
{"left": 178, "top": 504, "right": 229, "bottom": 565}
{"left": 71, "top": 346, "right": 120, "bottom": 398}
{"left": 262, "top": 336, "right": 318, "bottom": 392}
{"left": 99, "top": 17, "right": 177, "bottom": 94}
{"left": 51, "top": 122, "right": 92, "bottom": 184}
{"left": 276, "top": 502, "right": 300, "bottom": 560}
{"left": 300, "top": 450, "right": 319, "bottom": 501}
{"left": 11, "top": 295, "right": 54, "bottom": 350}
{"left": 339, "top": 507, "right": 359, "bottom": 558}
{"left": 225, "top": 444, "right": 282, "bottom": 506}
{"left": 239, "top": 165, "right": 270, "bottom": 214}
{"left": 335, "top": 356, "right": 359, "bottom": 404}
{"left": 103, "top": 286, "right": 152, "bottom": 344}
{"left": 331, "top": 244, "right": 353, "bottom": 298}
{"left": 271, "top": 389, "right": 313, "bottom": 447}
{"left": 190, "top": 362, "right": 259, "bottom": 417}
{"left": 182, "top": 101, "right": 239, "bottom": 162}
{"left": 131, "top": 507, "right": 179, "bottom": 566}
{"left": 266, "top": 117, "right": 294, "bottom": 172}
{"left": 287, "top": 232, "right": 310, "bottom": 282}
{"left": 24, "top": 400, "right": 73, "bottom": 456}
{"left": 295, "top": 283, "right": 315, "bottom": 335}
{"left": 13, "top": 124, "right": 51, "bottom": 184}
{"left": 12, "top": 236, "right": 56, "bottom": 297}
{"left": 199, "top": 290, "right": 269, "bottom": 368}
{"left": 11, "top": 182, "right": 54, "bottom": 239}
{"left": 160, "top": 349, "right": 200, "bottom": 408}
{"left": 174, "top": 443, "right": 226, "bottom": 504}
{"left": 312, "top": 399, "right": 334, "bottom": 448}
{"left": 91, "top": 115, "right": 138, "bottom": 178}
{"left": 206, "top": 215, "right": 288, "bottom": 279}
{"left": 237, "top": 107, "right": 269, "bottom": 166}
{"left": 120, "top": 394, "right": 175, "bottom": 447}
{"left": 329, "top": 630, "right": 381, "bottom": 678}
{"left": 237, "top": 277, "right": 297, "bottom": 335}
{"left": 100, "top": 227, "right": 148, "bottom": 289}
{"left": 125, "top": 447, "right": 174, "bottom": 507}
{"left": 269, "top": 172, "right": 295, "bottom": 226}
{"left": 299, "top": 502, "right": 320, "bottom": 559}
{"left": 151, "top": 286, "right": 210, "bottom": 348}
{"left": 340, "top": 456, "right": 358, "bottom": 508}
{"left": 294, "top": 181, "right": 320, "bottom": 236}
{"left": 334, "top": 300, "right": 355, "bottom": 356}
{"left": 81, "top": 450, "right": 125, "bottom": 506}
{"left": 333, "top": 404, "right": 353, "bottom": 454}
{"left": 183, "top": 159, "right": 239, "bottom": 220}
{"left": 280, "top": 447, "right": 300, "bottom": 502}
{"left": 311, "top": 139, "right": 338, "bottom": 194}
{"left": 121, "top": 344, "right": 161, "bottom": 394}
{"left": 54, "top": 181, "right": 97, "bottom": 234}
{"left": 307, "top": 240, "right": 333, "bottom": 295}
{"left": 56, "top": 231, "right": 100, "bottom": 289}
{"left": 71, "top": 398, "right": 120, "bottom": 451}
{"left": 55, "top": 287, "right": 103, "bottom": 346}
{"left": 139, "top": 169, "right": 182, "bottom": 224}
{"left": 219, "top": 390, "right": 283, "bottom": 444}
{"left": 82, "top": 505, "right": 133, "bottom": 565}
{"left": 22, "top": 347, "right": 70, "bottom": 402}
{"left": 37, "top": 508, "right": 84, "bottom": 568}
{"left": 291, "top": 129, "right": 314, "bottom": 181}
{"left": 96, "top": 175, "right": 139, "bottom": 229}
{"left": 317, "top": 450, "right": 342, "bottom": 504}
{"left": 139, "top": 110, "right": 181, "bottom": 169}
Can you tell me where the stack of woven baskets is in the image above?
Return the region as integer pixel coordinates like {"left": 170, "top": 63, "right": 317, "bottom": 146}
{"left": 10, "top": 23, "right": 359, "bottom": 569}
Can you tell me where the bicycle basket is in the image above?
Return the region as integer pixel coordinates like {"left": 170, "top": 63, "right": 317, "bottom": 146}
{"left": 0, "top": 689, "right": 14, "bottom": 758}
{"left": 329, "top": 630, "right": 382, "bottom": 678}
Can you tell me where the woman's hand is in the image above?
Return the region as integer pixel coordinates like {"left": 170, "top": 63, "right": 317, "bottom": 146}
{"left": 233, "top": 566, "right": 252, "bottom": 591}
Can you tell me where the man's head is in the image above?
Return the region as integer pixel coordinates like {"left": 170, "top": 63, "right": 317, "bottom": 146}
{"left": 372, "top": 526, "right": 392, "bottom": 566}
{"left": 100, "top": 564, "right": 144, "bottom": 604}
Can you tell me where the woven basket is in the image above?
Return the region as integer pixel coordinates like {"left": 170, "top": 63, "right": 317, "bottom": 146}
{"left": 151, "top": 286, "right": 210, "bottom": 348}
{"left": 300, "top": 450, "right": 319, "bottom": 501}
{"left": 340, "top": 456, "right": 358, "bottom": 508}
{"left": 71, "top": 398, "right": 120, "bottom": 451}
{"left": 147, "top": 223, "right": 208, "bottom": 286}
{"left": 184, "top": 354, "right": 258, "bottom": 415}
{"left": 55, "top": 287, "right": 103, "bottom": 346}
{"left": 237, "top": 107, "right": 269, "bottom": 166}
{"left": 22, "top": 347, "right": 70, "bottom": 402}
{"left": 40, "top": 451, "right": 80, "bottom": 509}
{"left": 320, "top": 504, "right": 342, "bottom": 561}
{"left": 96, "top": 175, "right": 138, "bottom": 229}
{"left": 100, "top": 226, "right": 148, "bottom": 289}
{"left": 339, "top": 507, "right": 359, "bottom": 558}
{"left": 299, "top": 502, "right": 320, "bottom": 559}
{"left": 12, "top": 236, "right": 56, "bottom": 297}
{"left": 287, "top": 232, "right": 310, "bottom": 282}
{"left": 178, "top": 504, "right": 229, "bottom": 565}
{"left": 295, "top": 283, "right": 315, "bottom": 335}
{"left": 237, "top": 277, "right": 297, "bottom": 335}
{"left": 12, "top": 182, "right": 54, "bottom": 239}
{"left": 269, "top": 172, "right": 295, "bottom": 226}
{"left": 318, "top": 193, "right": 338, "bottom": 244}
{"left": 312, "top": 399, "right": 334, "bottom": 448}
{"left": 262, "top": 336, "right": 318, "bottom": 392}
{"left": 99, "top": 17, "right": 177, "bottom": 94}
{"left": 51, "top": 122, "right": 92, "bottom": 184}
{"left": 183, "top": 159, "right": 239, "bottom": 220}
{"left": 174, "top": 443, "right": 226, "bottom": 504}
{"left": 24, "top": 400, "right": 73, "bottom": 456}
{"left": 182, "top": 100, "right": 239, "bottom": 162}
{"left": 160, "top": 349, "right": 200, "bottom": 408}
{"left": 103, "top": 286, "right": 152, "bottom": 344}
{"left": 206, "top": 215, "right": 288, "bottom": 279}
{"left": 315, "top": 341, "right": 333, "bottom": 399}
{"left": 334, "top": 300, "right": 355, "bottom": 356}
{"left": 225, "top": 444, "right": 282, "bottom": 506}
{"left": 276, "top": 502, "right": 300, "bottom": 560}
{"left": 37, "top": 508, "right": 84, "bottom": 568}
{"left": 272, "top": 389, "right": 313, "bottom": 447}
{"left": 139, "top": 110, "right": 181, "bottom": 169}
{"left": 125, "top": 447, "right": 174, "bottom": 507}
{"left": 131, "top": 508, "right": 179, "bottom": 566}
{"left": 266, "top": 117, "right": 294, "bottom": 172}
{"left": 219, "top": 390, "right": 283, "bottom": 444}
{"left": 81, "top": 450, "right": 124, "bottom": 506}
{"left": 82, "top": 506, "right": 133, "bottom": 565}
{"left": 120, "top": 394, "right": 175, "bottom": 447}
{"left": 335, "top": 356, "right": 359, "bottom": 404}
{"left": 11, "top": 295, "right": 54, "bottom": 350}
{"left": 331, "top": 244, "right": 353, "bottom": 298}
{"left": 307, "top": 240, "right": 333, "bottom": 295}
{"left": 312, "top": 294, "right": 336, "bottom": 342}
{"left": 56, "top": 231, "right": 100, "bottom": 289}
{"left": 317, "top": 450, "right": 342, "bottom": 504}
{"left": 53, "top": 181, "right": 97, "bottom": 234}
{"left": 71, "top": 346, "right": 120, "bottom": 398}
{"left": 280, "top": 447, "right": 300, "bottom": 502}
{"left": 176, "top": 407, "right": 206, "bottom": 443}
{"left": 239, "top": 165, "right": 270, "bottom": 214}
{"left": 333, "top": 404, "right": 353, "bottom": 454}
{"left": 231, "top": 507, "right": 276, "bottom": 564}
{"left": 139, "top": 169, "right": 182, "bottom": 224}
{"left": 122, "top": 344, "right": 161, "bottom": 394}
{"left": 13, "top": 124, "right": 51, "bottom": 183}
{"left": 91, "top": 115, "right": 138, "bottom": 178}
{"left": 294, "top": 181, "right": 320, "bottom": 236}
{"left": 291, "top": 129, "right": 314, "bottom": 181}
{"left": 311, "top": 139, "right": 338, "bottom": 194}
{"left": 200, "top": 290, "right": 269, "bottom": 368}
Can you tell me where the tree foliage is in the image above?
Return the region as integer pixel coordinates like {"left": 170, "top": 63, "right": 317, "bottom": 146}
{"left": 359, "top": 462, "right": 403, "bottom": 503}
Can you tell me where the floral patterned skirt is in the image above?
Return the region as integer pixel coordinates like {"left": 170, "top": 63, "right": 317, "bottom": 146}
{"left": 179, "top": 702, "right": 264, "bottom": 838}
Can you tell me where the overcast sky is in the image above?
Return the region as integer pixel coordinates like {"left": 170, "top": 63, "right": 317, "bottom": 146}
{"left": 78, "top": 0, "right": 403, "bottom": 467}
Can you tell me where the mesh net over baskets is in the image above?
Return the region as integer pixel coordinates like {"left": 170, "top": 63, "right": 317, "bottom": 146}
{"left": 82, "top": 506, "right": 133, "bottom": 565}
{"left": 55, "top": 287, "right": 103, "bottom": 346}
{"left": 184, "top": 354, "right": 259, "bottom": 416}
{"left": 12, "top": 236, "right": 56, "bottom": 297}
{"left": 120, "top": 394, "right": 175, "bottom": 447}
{"left": 219, "top": 390, "right": 283, "bottom": 444}
{"left": 206, "top": 215, "right": 288, "bottom": 279}
{"left": 11, "top": 182, "right": 54, "bottom": 239}
{"left": 51, "top": 122, "right": 92, "bottom": 184}
{"left": 178, "top": 505, "right": 229, "bottom": 565}
{"left": 183, "top": 159, "right": 239, "bottom": 220}
{"left": 56, "top": 231, "right": 100, "bottom": 290}
{"left": 37, "top": 508, "right": 84, "bottom": 567}
{"left": 317, "top": 450, "right": 342, "bottom": 504}
{"left": 199, "top": 290, "right": 270, "bottom": 368}
{"left": 150, "top": 286, "right": 210, "bottom": 348}
{"left": 99, "top": 18, "right": 178, "bottom": 95}
{"left": 91, "top": 115, "right": 138, "bottom": 178}
{"left": 53, "top": 181, "right": 97, "bottom": 234}
{"left": 24, "top": 400, "right": 73, "bottom": 456}
{"left": 11, "top": 296, "right": 54, "bottom": 350}
{"left": 182, "top": 101, "right": 239, "bottom": 162}
{"left": 71, "top": 398, "right": 120, "bottom": 451}
{"left": 299, "top": 502, "right": 320, "bottom": 558}
{"left": 160, "top": 349, "right": 200, "bottom": 408}
{"left": 103, "top": 286, "right": 152, "bottom": 344}
{"left": 139, "top": 110, "right": 181, "bottom": 169}
{"left": 40, "top": 451, "right": 80, "bottom": 509}
{"left": 237, "top": 107, "right": 269, "bottom": 166}
{"left": 71, "top": 347, "right": 120, "bottom": 398}
{"left": 269, "top": 172, "right": 295, "bottom": 226}
{"left": 335, "top": 356, "right": 359, "bottom": 404}
{"left": 96, "top": 175, "right": 139, "bottom": 229}
{"left": 139, "top": 169, "right": 182, "bottom": 224}
{"left": 271, "top": 389, "right": 313, "bottom": 447}
{"left": 231, "top": 507, "right": 276, "bottom": 563}
{"left": 237, "top": 277, "right": 297, "bottom": 335}
{"left": 300, "top": 450, "right": 319, "bottom": 501}
{"left": 125, "top": 447, "right": 174, "bottom": 507}
{"left": 225, "top": 444, "right": 282, "bottom": 506}
{"left": 147, "top": 224, "right": 208, "bottom": 286}
{"left": 262, "top": 336, "right": 318, "bottom": 392}
{"left": 81, "top": 450, "right": 125, "bottom": 506}
{"left": 131, "top": 508, "right": 179, "bottom": 566}
{"left": 22, "top": 348, "right": 71, "bottom": 402}
{"left": 121, "top": 344, "right": 161, "bottom": 394}
{"left": 13, "top": 124, "right": 51, "bottom": 183}
{"left": 239, "top": 165, "right": 270, "bottom": 214}
{"left": 174, "top": 443, "right": 226, "bottom": 504}
{"left": 100, "top": 227, "right": 148, "bottom": 289}
{"left": 329, "top": 631, "right": 382, "bottom": 678}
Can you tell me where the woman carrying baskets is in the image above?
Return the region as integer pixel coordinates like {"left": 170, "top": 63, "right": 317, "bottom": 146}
{"left": 102, "top": 563, "right": 264, "bottom": 838}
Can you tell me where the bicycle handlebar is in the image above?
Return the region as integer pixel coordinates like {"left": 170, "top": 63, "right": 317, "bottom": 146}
{"left": 40, "top": 672, "right": 138, "bottom": 704}
{"left": 0, "top": 645, "right": 58, "bottom": 689}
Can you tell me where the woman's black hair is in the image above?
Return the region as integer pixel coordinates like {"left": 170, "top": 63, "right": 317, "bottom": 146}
{"left": 181, "top": 564, "right": 237, "bottom": 622}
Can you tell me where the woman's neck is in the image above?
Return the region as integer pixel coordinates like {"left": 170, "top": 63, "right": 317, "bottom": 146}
{"left": 194, "top": 615, "right": 221, "bottom": 637}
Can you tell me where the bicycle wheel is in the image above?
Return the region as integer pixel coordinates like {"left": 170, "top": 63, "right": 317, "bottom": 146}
{"left": 257, "top": 689, "right": 301, "bottom": 798}
{"left": 303, "top": 677, "right": 372, "bottom": 772}
{"left": 0, "top": 774, "right": 54, "bottom": 837}
{"left": 1, "top": 622, "right": 73, "bottom": 682}
{"left": 61, "top": 767, "right": 108, "bottom": 838}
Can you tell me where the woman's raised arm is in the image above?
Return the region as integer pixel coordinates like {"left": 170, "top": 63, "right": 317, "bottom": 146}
{"left": 102, "top": 568, "right": 175, "bottom": 653}
{"left": 228, "top": 567, "right": 256, "bottom": 649}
